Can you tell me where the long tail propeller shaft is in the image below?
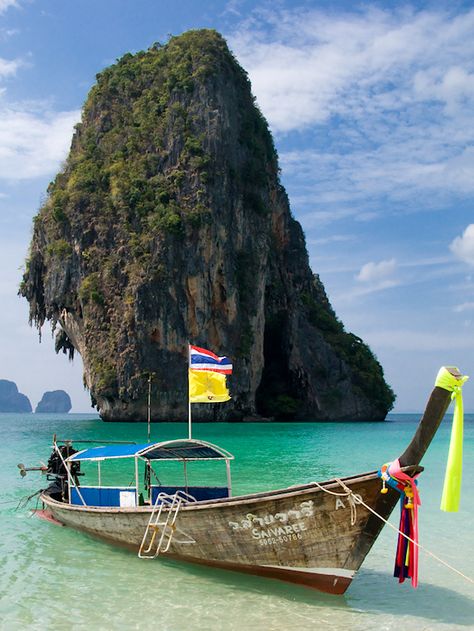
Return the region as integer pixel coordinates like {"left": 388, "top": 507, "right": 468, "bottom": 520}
{"left": 17, "top": 463, "right": 47, "bottom": 478}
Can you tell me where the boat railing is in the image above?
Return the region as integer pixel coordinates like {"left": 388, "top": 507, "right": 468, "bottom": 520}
{"left": 138, "top": 490, "right": 197, "bottom": 559}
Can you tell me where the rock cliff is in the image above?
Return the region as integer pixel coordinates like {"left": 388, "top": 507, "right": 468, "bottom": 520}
{"left": 35, "top": 390, "right": 72, "bottom": 413}
{"left": 20, "top": 30, "right": 395, "bottom": 421}
{"left": 0, "top": 380, "right": 32, "bottom": 413}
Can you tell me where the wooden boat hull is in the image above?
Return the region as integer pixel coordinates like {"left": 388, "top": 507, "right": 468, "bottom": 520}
{"left": 41, "top": 470, "right": 400, "bottom": 595}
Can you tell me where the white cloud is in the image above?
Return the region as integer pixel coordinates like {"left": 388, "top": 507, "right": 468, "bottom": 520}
{"left": 0, "top": 56, "right": 23, "bottom": 79}
{"left": 0, "top": 105, "right": 80, "bottom": 180}
{"left": 364, "top": 328, "right": 474, "bottom": 352}
{"left": 0, "top": 45, "right": 77, "bottom": 183}
{"left": 317, "top": 257, "right": 400, "bottom": 303}
{"left": 307, "top": 234, "right": 354, "bottom": 246}
{"left": 454, "top": 302, "right": 474, "bottom": 313}
{"left": 450, "top": 224, "right": 474, "bottom": 265}
{"left": 229, "top": 7, "right": 474, "bottom": 224}
{"left": 0, "top": 0, "right": 18, "bottom": 14}
{"left": 231, "top": 7, "right": 474, "bottom": 133}
{"left": 281, "top": 141, "right": 474, "bottom": 218}
{"left": 414, "top": 65, "right": 474, "bottom": 117}
{"left": 349, "top": 279, "right": 401, "bottom": 299}
{"left": 0, "top": 11, "right": 78, "bottom": 184}
{"left": 356, "top": 258, "right": 397, "bottom": 283}
{"left": 0, "top": 28, "right": 19, "bottom": 39}
{"left": 221, "top": 0, "right": 243, "bottom": 18}
{"left": 399, "top": 256, "right": 452, "bottom": 268}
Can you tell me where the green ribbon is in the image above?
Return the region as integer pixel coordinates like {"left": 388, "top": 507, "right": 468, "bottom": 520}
{"left": 435, "top": 366, "right": 469, "bottom": 512}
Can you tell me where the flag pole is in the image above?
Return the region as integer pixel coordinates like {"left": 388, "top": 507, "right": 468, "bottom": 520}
{"left": 188, "top": 344, "right": 192, "bottom": 439}
{"left": 147, "top": 373, "right": 153, "bottom": 443}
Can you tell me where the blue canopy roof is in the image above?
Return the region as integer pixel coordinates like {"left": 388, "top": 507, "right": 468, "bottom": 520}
{"left": 67, "top": 439, "right": 233, "bottom": 462}
{"left": 68, "top": 443, "right": 150, "bottom": 461}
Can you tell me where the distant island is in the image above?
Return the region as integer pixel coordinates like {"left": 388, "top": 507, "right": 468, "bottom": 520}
{"left": 35, "top": 390, "right": 72, "bottom": 413}
{"left": 0, "top": 380, "right": 32, "bottom": 413}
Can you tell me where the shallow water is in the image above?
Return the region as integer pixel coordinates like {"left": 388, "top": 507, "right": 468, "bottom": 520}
{"left": 0, "top": 413, "right": 473, "bottom": 630}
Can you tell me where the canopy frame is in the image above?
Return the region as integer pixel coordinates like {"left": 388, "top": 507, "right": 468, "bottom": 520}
{"left": 67, "top": 438, "right": 234, "bottom": 463}
{"left": 64, "top": 438, "right": 234, "bottom": 506}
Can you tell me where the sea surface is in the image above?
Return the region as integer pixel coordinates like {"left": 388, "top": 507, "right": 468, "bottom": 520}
{"left": 0, "top": 412, "right": 473, "bottom": 630}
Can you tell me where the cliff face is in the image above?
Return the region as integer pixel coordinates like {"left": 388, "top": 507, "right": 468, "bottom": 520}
{"left": 20, "top": 30, "right": 395, "bottom": 421}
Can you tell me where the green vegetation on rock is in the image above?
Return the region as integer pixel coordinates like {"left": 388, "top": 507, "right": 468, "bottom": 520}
{"left": 20, "top": 29, "right": 395, "bottom": 422}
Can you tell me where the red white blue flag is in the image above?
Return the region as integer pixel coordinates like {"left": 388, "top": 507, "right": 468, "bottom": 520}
{"left": 189, "top": 345, "right": 233, "bottom": 374}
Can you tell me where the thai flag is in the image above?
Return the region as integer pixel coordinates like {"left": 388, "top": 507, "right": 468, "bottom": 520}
{"left": 189, "top": 345, "right": 233, "bottom": 374}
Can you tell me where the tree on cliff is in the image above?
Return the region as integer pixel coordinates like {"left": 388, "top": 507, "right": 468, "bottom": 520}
{"left": 20, "top": 29, "right": 395, "bottom": 421}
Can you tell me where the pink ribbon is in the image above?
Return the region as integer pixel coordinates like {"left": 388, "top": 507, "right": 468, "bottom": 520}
{"left": 388, "top": 458, "right": 421, "bottom": 588}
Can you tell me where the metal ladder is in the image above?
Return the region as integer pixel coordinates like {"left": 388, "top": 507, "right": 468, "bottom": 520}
{"left": 138, "top": 491, "right": 196, "bottom": 559}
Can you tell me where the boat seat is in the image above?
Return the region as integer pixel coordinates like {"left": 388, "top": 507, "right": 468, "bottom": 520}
{"left": 70, "top": 486, "right": 137, "bottom": 507}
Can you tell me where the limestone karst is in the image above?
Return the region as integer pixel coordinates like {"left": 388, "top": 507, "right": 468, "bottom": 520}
{"left": 20, "top": 30, "right": 395, "bottom": 421}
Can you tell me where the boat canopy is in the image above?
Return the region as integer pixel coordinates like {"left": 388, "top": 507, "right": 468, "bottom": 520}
{"left": 67, "top": 439, "right": 233, "bottom": 462}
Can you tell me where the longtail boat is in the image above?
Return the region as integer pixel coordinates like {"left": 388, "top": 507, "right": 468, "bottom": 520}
{"left": 20, "top": 365, "right": 467, "bottom": 595}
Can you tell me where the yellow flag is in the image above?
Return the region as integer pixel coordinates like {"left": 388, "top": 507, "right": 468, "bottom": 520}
{"left": 189, "top": 370, "right": 231, "bottom": 403}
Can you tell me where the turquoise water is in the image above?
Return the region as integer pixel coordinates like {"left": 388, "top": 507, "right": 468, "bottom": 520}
{"left": 0, "top": 413, "right": 473, "bottom": 630}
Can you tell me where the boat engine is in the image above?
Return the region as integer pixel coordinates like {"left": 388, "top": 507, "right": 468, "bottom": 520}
{"left": 45, "top": 444, "right": 81, "bottom": 502}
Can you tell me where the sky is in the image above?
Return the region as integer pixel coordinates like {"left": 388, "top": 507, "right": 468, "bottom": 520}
{"left": 0, "top": 0, "right": 473, "bottom": 413}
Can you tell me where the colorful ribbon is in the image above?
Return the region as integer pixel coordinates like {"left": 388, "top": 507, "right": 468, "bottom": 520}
{"left": 388, "top": 459, "right": 421, "bottom": 588}
{"left": 435, "top": 367, "right": 469, "bottom": 512}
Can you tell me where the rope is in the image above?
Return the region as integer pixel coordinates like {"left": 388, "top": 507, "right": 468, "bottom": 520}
{"left": 329, "top": 477, "right": 474, "bottom": 585}
{"left": 310, "top": 480, "right": 351, "bottom": 497}
{"left": 310, "top": 480, "right": 358, "bottom": 525}
{"left": 15, "top": 489, "right": 44, "bottom": 511}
